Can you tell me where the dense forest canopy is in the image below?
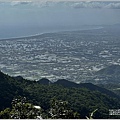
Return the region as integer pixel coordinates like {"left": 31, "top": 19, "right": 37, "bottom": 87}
{"left": 0, "top": 71, "right": 120, "bottom": 119}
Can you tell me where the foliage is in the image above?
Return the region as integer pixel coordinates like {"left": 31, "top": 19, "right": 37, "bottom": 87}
{"left": 0, "top": 96, "right": 41, "bottom": 119}
{"left": 0, "top": 96, "right": 80, "bottom": 119}
{"left": 0, "top": 108, "right": 11, "bottom": 119}
{"left": 0, "top": 71, "right": 120, "bottom": 118}
{"left": 49, "top": 98, "right": 80, "bottom": 119}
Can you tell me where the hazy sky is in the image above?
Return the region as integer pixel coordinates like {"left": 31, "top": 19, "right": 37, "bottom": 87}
{"left": 0, "top": 1, "right": 120, "bottom": 38}
{"left": 0, "top": 1, "right": 120, "bottom": 26}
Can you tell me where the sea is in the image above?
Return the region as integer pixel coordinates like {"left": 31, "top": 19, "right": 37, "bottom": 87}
{"left": 0, "top": 25, "right": 103, "bottom": 40}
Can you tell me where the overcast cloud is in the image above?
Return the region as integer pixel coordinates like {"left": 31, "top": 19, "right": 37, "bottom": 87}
{"left": 0, "top": 1, "right": 120, "bottom": 9}
{"left": 70, "top": 1, "right": 120, "bottom": 9}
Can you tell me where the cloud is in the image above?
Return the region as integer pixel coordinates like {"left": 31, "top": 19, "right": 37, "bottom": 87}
{"left": 105, "top": 2, "right": 120, "bottom": 9}
{"left": 1, "top": 0, "right": 120, "bottom": 9}
{"left": 10, "top": 1, "right": 32, "bottom": 6}
{"left": 0, "top": 0, "right": 56, "bottom": 8}
{"left": 70, "top": 1, "right": 120, "bottom": 9}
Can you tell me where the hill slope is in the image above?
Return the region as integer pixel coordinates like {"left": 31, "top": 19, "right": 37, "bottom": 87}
{"left": 0, "top": 71, "right": 27, "bottom": 110}
{"left": 97, "top": 65, "right": 120, "bottom": 75}
{"left": 0, "top": 71, "right": 120, "bottom": 118}
{"left": 38, "top": 78, "right": 119, "bottom": 99}
{"left": 87, "top": 65, "right": 120, "bottom": 84}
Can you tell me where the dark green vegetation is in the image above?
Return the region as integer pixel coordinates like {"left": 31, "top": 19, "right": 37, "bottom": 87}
{"left": 0, "top": 96, "right": 41, "bottom": 119}
{"left": 0, "top": 71, "right": 120, "bottom": 119}
{"left": 0, "top": 96, "right": 80, "bottom": 119}
{"left": 98, "top": 83, "right": 120, "bottom": 98}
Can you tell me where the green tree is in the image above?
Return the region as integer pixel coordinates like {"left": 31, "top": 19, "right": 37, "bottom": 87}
{"left": 49, "top": 98, "right": 80, "bottom": 119}
{"left": 0, "top": 108, "right": 11, "bottom": 119}
{"left": 0, "top": 96, "right": 42, "bottom": 119}
{"left": 10, "top": 96, "right": 41, "bottom": 119}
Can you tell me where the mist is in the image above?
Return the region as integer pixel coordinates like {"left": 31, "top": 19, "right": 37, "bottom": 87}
{"left": 0, "top": 1, "right": 120, "bottom": 38}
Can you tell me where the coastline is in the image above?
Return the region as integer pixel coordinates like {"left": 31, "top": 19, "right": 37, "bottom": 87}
{"left": 0, "top": 26, "right": 104, "bottom": 41}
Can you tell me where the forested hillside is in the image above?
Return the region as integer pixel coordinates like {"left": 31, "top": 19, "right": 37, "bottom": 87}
{"left": 0, "top": 71, "right": 120, "bottom": 119}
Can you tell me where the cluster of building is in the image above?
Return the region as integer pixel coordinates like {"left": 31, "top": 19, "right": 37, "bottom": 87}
{"left": 0, "top": 28, "right": 120, "bottom": 83}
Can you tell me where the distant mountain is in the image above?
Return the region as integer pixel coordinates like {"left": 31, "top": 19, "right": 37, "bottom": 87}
{"left": 0, "top": 71, "right": 120, "bottom": 118}
{"left": 38, "top": 78, "right": 119, "bottom": 99}
{"left": 14, "top": 76, "right": 24, "bottom": 81}
{"left": 96, "top": 65, "right": 120, "bottom": 75}
{"left": 54, "top": 79, "right": 79, "bottom": 87}
{"left": 87, "top": 65, "right": 120, "bottom": 84}
{"left": 37, "top": 78, "right": 51, "bottom": 85}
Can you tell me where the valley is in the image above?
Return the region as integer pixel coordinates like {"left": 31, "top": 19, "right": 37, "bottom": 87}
{"left": 0, "top": 25, "right": 120, "bottom": 83}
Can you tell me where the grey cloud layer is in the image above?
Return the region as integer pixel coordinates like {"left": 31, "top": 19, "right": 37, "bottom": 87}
{"left": 0, "top": 1, "right": 120, "bottom": 9}
{"left": 1, "top": 1, "right": 120, "bottom": 9}
{"left": 71, "top": 1, "right": 120, "bottom": 9}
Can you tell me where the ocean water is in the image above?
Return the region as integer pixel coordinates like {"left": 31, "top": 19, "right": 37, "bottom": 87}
{"left": 0, "top": 25, "right": 103, "bottom": 40}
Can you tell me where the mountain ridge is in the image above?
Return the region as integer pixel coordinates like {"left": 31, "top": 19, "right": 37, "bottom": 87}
{"left": 0, "top": 71, "right": 120, "bottom": 118}
{"left": 38, "top": 78, "right": 120, "bottom": 99}
{"left": 96, "top": 64, "right": 120, "bottom": 75}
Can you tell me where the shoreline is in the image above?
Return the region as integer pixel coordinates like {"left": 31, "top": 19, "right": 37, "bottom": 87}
{"left": 0, "top": 26, "right": 104, "bottom": 41}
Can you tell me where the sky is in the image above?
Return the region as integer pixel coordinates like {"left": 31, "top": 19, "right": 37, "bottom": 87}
{"left": 0, "top": 0, "right": 120, "bottom": 38}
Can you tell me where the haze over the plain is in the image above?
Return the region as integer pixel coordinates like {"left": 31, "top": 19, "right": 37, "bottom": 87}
{"left": 0, "top": 0, "right": 120, "bottom": 38}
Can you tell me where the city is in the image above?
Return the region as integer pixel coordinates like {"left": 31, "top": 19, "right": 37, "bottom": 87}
{"left": 0, "top": 25, "right": 120, "bottom": 83}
